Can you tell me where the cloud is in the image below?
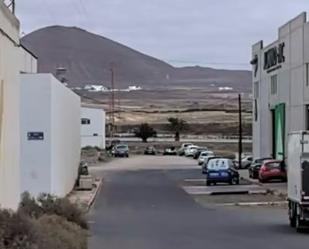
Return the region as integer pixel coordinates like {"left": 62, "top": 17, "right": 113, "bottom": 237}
{"left": 16, "top": 0, "right": 309, "bottom": 69}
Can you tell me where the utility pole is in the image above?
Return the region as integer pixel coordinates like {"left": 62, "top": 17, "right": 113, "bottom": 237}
{"left": 238, "top": 94, "right": 243, "bottom": 169}
{"left": 110, "top": 64, "right": 116, "bottom": 138}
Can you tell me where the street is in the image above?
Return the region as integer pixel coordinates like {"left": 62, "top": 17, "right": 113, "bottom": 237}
{"left": 89, "top": 156, "right": 309, "bottom": 249}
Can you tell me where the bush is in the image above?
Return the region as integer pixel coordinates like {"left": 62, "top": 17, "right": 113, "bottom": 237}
{"left": 19, "top": 192, "right": 88, "bottom": 230}
{"left": 34, "top": 215, "right": 87, "bottom": 249}
{"left": 0, "top": 210, "right": 37, "bottom": 249}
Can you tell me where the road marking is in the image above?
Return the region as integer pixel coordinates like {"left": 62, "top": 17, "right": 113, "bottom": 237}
{"left": 184, "top": 179, "right": 205, "bottom": 182}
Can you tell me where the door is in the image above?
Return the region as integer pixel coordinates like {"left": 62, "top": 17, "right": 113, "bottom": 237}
{"left": 274, "top": 103, "right": 285, "bottom": 160}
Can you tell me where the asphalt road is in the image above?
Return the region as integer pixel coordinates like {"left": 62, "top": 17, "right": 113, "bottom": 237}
{"left": 89, "top": 156, "right": 309, "bottom": 249}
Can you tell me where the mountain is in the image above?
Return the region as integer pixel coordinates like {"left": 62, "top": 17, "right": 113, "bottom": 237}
{"left": 21, "top": 26, "right": 251, "bottom": 91}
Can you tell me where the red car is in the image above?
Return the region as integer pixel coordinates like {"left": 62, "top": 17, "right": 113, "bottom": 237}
{"left": 258, "top": 160, "right": 287, "bottom": 183}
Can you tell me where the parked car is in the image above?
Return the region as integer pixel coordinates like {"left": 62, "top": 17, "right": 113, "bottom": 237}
{"left": 178, "top": 143, "right": 193, "bottom": 156}
{"left": 248, "top": 157, "right": 272, "bottom": 179}
{"left": 144, "top": 146, "right": 156, "bottom": 155}
{"left": 198, "top": 151, "right": 215, "bottom": 165}
{"left": 239, "top": 155, "right": 253, "bottom": 169}
{"left": 205, "top": 158, "right": 239, "bottom": 186}
{"left": 112, "top": 144, "right": 129, "bottom": 157}
{"left": 202, "top": 156, "right": 222, "bottom": 174}
{"left": 258, "top": 160, "right": 287, "bottom": 183}
{"left": 193, "top": 147, "right": 209, "bottom": 159}
{"left": 163, "top": 147, "right": 177, "bottom": 155}
{"left": 184, "top": 145, "right": 199, "bottom": 157}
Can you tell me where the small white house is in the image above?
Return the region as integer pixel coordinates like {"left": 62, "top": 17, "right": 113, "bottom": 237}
{"left": 81, "top": 107, "right": 106, "bottom": 149}
{"left": 20, "top": 73, "right": 81, "bottom": 197}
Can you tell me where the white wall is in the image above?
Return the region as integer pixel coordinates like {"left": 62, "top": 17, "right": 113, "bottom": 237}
{"left": 0, "top": 3, "right": 21, "bottom": 209}
{"left": 20, "top": 75, "right": 52, "bottom": 196}
{"left": 19, "top": 46, "right": 38, "bottom": 73}
{"left": 81, "top": 107, "right": 106, "bottom": 149}
{"left": 51, "top": 76, "right": 81, "bottom": 196}
{"left": 20, "top": 74, "right": 81, "bottom": 197}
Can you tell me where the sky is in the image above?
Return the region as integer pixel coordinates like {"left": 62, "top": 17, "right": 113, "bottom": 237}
{"left": 15, "top": 0, "right": 309, "bottom": 70}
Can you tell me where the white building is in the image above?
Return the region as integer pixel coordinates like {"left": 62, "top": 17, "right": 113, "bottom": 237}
{"left": 20, "top": 74, "right": 81, "bottom": 197}
{"left": 251, "top": 12, "right": 309, "bottom": 160}
{"left": 81, "top": 107, "right": 106, "bottom": 149}
{"left": 0, "top": 2, "right": 37, "bottom": 209}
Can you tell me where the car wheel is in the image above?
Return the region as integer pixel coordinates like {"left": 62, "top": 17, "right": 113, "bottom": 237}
{"left": 289, "top": 205, "right": 296, "bottom": 228}
{"left": 206, "top": 180, "right": 211, "bottom": 186}
{"left": 296, "top": 216, "right": 305, "bottom": 233}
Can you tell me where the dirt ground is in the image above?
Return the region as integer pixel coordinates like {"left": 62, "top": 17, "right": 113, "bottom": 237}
{"left": 82, "top": 88, "right": 252, "bottom": 136}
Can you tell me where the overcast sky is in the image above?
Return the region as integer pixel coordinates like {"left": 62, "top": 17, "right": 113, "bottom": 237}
{"left": 15, "top": 0, "right": 309, "bottom": 70}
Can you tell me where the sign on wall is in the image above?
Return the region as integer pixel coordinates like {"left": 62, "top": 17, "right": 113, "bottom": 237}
{"left": 264, "top": 42, "right": 285, "bottom": 73}
{"left": 27, "top": 132, "right": 44, "bottom": 141}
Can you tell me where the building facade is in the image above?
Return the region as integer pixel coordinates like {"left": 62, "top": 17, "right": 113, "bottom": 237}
{"left": 0, "top": 2, "right": 37, "bottom": 209}
{"left": 20, "top": 74, "right": 81, "bottom": 197}
{"left": 81, "top": 107, "right": 106, "bottom": 149}
{"left": 252, "top": 12, "right": 309, "bottom": 160}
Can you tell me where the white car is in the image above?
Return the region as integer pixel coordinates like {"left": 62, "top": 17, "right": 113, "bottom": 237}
{"left": 178, "top": 143, "right": 193, "bottom": 156}
{"left": 184, "top": 145, "right": 199, "bottom": 157}
{"left": 198, "top": 151, "right": 215, "bottom": 165}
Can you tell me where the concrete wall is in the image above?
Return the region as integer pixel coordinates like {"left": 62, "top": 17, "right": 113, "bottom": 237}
{"left": 0, "top": 2, "right": 21, "bottom": 209}
{"left": 50, "top": 76, "right": 81, "bottom": 196}
{"left": 81, "top": 107, "right": 106, "bottom": 149}
{"left": 20, "top": 74, "right": 81, "bottom": 197}
{"left": 252, "top": 12, "right": 309, "bottom": 159}
{"left": 20, "top": 46, "right": 38, "bottom": 73}
{"left": 20, "top": 75, "right": 52, "bottom": 196}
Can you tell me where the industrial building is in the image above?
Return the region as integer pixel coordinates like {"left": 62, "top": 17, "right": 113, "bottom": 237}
{"left": 81, "top": 107, "right": 106, "bottom": 149}
{"left": 0, "top": 2, "right": 37, "bottom": 209}
{"left": 20, "top": 74, "right": 81, "bottom": 197}
{"left": 251, "top": 12, "right": 309, "bottom": 160}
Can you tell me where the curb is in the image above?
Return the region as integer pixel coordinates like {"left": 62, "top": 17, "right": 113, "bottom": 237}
{"left": 86, "top": 178, "right": 103, "bottom": 212}
{"left": 217, "top": 201, "right": 288, "bottom": 207}
{"left": 207, "top": 189, "right": 268, "bottom": 196}
{"left": 240, "top": 176, "right": 263, "bottom": 186}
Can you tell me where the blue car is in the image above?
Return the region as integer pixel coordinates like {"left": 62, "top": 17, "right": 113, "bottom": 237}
{"left": 205, "top": 158, "right": 239, "bottom": 186}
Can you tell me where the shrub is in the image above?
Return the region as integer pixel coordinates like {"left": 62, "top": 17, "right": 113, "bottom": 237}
{"left": 34, "top": 215, "right": 88, "bottom": 249}
{"left": 18, "top": 193, "right": 88, "bottom": 230}
{"left": 0, "top": 210, "right": 37, "bottom": 249}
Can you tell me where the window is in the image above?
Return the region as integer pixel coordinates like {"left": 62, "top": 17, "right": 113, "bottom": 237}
{"left": 81, "top": 118, "right": 91, "bottom": 125}
{"left": 271, "top": 75, "right": 278, "bottom": 95}
{"left": 306, "top": 105, "right": 309, "bottom": 130}
{"left": 306, "top": 64, "right": 309, "bottom": 86}
{"left": 254, "top": 81, "right": 259, "bottom": 99}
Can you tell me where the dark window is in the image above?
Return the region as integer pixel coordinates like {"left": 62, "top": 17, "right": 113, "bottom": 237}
{"left": 306, "top": 105, "right": 309, "bottom": 130}
{"left": 81, "top": 118, "right": 91, "bottom": 125}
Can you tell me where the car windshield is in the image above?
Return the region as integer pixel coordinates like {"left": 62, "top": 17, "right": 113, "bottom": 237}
{"left": 117, "top": 145, "right": 128, "bottom": 150}
{"left": 207, "top": 159, "right": 230, "bottom": 170}
{"left": 201, "top": 151, "right": 213, "bottom": 156}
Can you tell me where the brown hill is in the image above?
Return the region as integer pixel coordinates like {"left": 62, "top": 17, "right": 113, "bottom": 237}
{"left": 21, "top": 26, "right": 251, "bottom": 91}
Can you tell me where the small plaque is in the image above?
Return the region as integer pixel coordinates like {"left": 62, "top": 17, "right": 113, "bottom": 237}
{"left": 27, "top": 132, "right": 44, "bottom": 141}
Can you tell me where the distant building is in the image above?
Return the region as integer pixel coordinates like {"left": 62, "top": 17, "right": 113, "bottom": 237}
{"left": 20, "top": 74, "right": 81, "bottom": 197}
{"left": 128, "top": 85, "right": 142, "bottom": 91}
{"left": 251, "top": 12, "right": 309, "bottom": 159}
{"left": 0, "top": 2, "right": 37, "bottom": 209}
{"left": 81, "top": 107, "right": 106, "bottom": 149}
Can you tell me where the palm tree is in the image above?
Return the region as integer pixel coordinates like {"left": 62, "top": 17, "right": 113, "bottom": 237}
{"left": 167, "top": 117, "right": 188, "bottom": 142}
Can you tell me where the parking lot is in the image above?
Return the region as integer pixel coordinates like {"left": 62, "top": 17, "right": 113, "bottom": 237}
{"left": 89, "top": 155, "right": 308, "bottom": 249}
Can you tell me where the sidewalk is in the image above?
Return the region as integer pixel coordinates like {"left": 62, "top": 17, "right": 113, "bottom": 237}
{"left": 68, "top": 177, "right": 102, "bottom": 211}
{"left": 239, "top": 170, "right": 287, "bottom": 197}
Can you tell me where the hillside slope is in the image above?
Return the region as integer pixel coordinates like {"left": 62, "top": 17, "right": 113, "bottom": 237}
{"left": 21, "top": 26, "right": 251, "bottom": 91}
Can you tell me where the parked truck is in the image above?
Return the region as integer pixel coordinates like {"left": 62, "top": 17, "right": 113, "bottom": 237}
{"left": 287, "top": 131, "right": 309, "bottom": 232}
